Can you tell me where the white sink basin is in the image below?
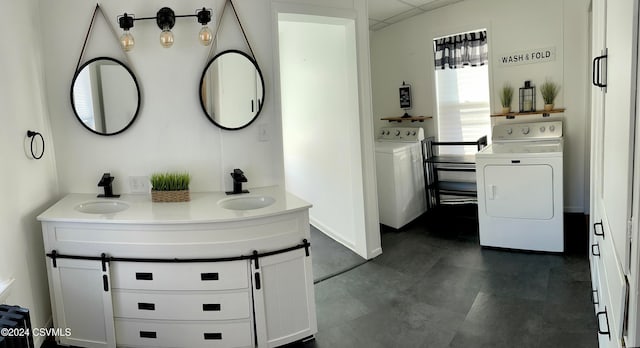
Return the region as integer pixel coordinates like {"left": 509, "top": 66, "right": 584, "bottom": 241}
{"left": 75, "top": 201, "right": 130, "bottom": 214}
{"left": 219, "top": 196, "right": 275, "bottom": 211}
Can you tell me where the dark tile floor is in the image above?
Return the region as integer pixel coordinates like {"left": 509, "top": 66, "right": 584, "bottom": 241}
{"left": 298, "top": 205, "right": 598, "bottom": 348}
{"left": 310, "top": 226, "right": 366, "bottom": 283}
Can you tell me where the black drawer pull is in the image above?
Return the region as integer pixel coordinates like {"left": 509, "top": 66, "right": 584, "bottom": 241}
{"left": 204, "top": 333, "right": 222, "bottom": 340}
{"left": 591, "top": 243, "right": 601, "bottom": 257}
{"left": 201, "top": 272, "right": 219, "bottom": 281}
{"left": 203, "top": 303, "right": 221, "bottom": 311}
{"left": 594, "top": 221, "right": 604, "bottom": 238}
{"left": 138, "top": 303, "right": 155, "bottom": 311}
{"left": 511, "top": 160, "right": 520, "bottom": 164}
{"left": 596, "top": 310, "right": 611, "bottom": 338}
{"left": 135, "top": 272, "right": 153, "bottom": 280}
{"left": 592, "top": 289, "right": 599, "bottom": 305}
{"left": 139, "top": 331, "right": 157, "bottom": 339}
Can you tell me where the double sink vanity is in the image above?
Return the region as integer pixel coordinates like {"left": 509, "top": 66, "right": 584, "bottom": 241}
{"left": 47, "top": 3, "right": 310, "bottom": 347}
{"left": 37, "top": 186, "right": 317, "bottom": 348}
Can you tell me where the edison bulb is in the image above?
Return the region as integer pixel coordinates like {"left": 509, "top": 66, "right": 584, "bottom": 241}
{"left": 160, "top": 29, "right": 174, "bottom": 48}
{"left": 199, "top": 26, "right": 213, "bottom": 46}
{"left": 120, "top": 32, "right": 135, "bottom": 52}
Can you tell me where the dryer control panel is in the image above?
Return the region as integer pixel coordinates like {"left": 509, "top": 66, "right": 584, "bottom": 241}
{"left": 492, "top": 120, "right": 563, "bottom": 142}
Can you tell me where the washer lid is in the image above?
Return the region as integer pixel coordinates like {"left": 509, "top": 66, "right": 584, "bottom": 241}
{"left": 476, "top": 140, "right": 563, "bottom": 158}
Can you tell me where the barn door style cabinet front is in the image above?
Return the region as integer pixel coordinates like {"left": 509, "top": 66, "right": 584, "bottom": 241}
{"left": 38, "top": 191, "right": 317, "bottom": 348}
{"left": 589, "top": 0, "right": 640, "bottom": 347}
{"left": 252, "top": 248, "right": 317, "bottom": 347}
{"left": 47, "top": 257, "right": 116, "bottom": 348}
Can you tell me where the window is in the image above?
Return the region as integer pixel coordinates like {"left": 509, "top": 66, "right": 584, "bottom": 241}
{"left": 72, "top": 68, "right": 96, "bottom": 128}
{"left": 433, "top": 30, "right": 491, "bottom": 155}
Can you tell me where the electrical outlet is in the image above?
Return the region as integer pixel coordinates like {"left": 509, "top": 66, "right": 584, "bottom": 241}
{"left": 129, "top": 176, "right": 150, "bottom": 194}
{"left": 258, "top": 124, "right": 269, "bottom": 142}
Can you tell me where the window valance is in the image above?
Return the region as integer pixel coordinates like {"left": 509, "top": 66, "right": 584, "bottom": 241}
{"left": 434, "top": 30, "right": 488, "bottom": 69}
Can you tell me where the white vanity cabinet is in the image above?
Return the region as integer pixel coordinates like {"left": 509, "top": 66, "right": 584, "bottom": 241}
{"left": 38, "top": 189, "right": 317, "bottom": 348}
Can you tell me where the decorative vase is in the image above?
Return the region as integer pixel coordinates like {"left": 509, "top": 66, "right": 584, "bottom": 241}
{"left": 501, "top": 106, "right": 511, "bottom": 114}
{"left": 151, "top": 190, "right": 190, "bottom": 202}
{"left": 544, "top": 104, "right": 554, "bottom": 111}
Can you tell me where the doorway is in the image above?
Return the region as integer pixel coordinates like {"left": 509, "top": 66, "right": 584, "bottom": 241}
{"left": 277, "top": 13, "right": 369, "bottom": 257}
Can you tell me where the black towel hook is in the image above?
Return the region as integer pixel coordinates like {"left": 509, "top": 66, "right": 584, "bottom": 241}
{"left": 27, "top": 130, "right": 45, "bottom": 160}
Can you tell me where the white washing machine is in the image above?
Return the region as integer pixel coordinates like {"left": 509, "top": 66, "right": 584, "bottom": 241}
{"left": 475, "top": 120, "right": 564, "bottom": 252}
{"left": 375, "top": 127, "right": 426, "bottom": 229}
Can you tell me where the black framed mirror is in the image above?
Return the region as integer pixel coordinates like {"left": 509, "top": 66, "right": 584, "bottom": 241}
{"left": 199, "top": 50, "right": 265, "bottom": 130}
{"left": 71, "top": 57, "right": 141, "bottom": 136}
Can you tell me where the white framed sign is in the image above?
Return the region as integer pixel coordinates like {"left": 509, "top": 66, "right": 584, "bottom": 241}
{"left": 498, "top": 46, "right": 556, "bottom": 67}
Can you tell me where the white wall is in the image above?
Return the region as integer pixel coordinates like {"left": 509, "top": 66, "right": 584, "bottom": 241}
{"left": 370, "top": 0, "right": 590, "bottom": 213}
{"left": 279, "top": 15, "right": 365, "bottom": 252}
{"left": 0, "top": 0, "right": 59, "bottom": 344}
{"left": 40, "top": 0, "right": 281, "bottom": 195}
{"left": 272, "top": 0, "right": 381, "bottom": 258}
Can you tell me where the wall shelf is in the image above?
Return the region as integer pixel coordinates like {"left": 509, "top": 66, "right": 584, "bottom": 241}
{"left": 381, "top": 116, "right": 433, "bottom": 123}
{"left": 490, "top": 108, "right": 566, "bottom": 119}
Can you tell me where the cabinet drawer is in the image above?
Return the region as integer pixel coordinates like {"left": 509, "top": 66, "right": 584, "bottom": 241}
{"left": 598, "top": 234, "right": 627, "bottom": 342}
{"left": 111, "top": 261, "right": 248, "bottom": 291}
{"left": 115, "top": 319, "right": 253, "bottom": 348}
{"left": 113, "top": 290, "right": 251, "bottom": 321}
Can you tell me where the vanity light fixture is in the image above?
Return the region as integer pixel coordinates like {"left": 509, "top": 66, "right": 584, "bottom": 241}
{"left": 117, "top": 7, "right": 213, "bottom": 50}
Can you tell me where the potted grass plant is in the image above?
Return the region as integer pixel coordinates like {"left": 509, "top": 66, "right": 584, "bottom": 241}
{"left": 499, "top": 83, "right": 514, "bottom": 113}
{"left": 540, "top": 79, "right": 560, "bottom": 111}
{"left": 150, "top": 172, "right": 191, "bottom": 202}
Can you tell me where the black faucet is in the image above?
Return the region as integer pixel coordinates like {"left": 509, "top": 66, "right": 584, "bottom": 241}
{"left": 226, "top": 169, "right": 249, "bottom": 195}
{"left": 97, "top": 173, "right": 120, "bottom": 198}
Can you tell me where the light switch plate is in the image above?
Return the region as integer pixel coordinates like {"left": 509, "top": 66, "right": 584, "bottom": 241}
{"left": 129, "top": 176, "right": 150, "bottom": 193}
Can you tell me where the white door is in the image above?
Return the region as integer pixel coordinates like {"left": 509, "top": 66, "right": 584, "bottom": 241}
{"left": 596, "top": 0, "right": 637, "bottom": 275}
{"left": 590, "top": 0, "right": 637, "bottom": 344}
{"left": 252, "top": 248, "right": 317, "bottom": 347}
{"left": 48, "top": 258, "right": 116, "bottom": 348}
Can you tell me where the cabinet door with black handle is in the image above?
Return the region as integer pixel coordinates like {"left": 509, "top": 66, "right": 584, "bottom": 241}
{"left": 252, "top": 248, "right": 317, "bottom": 347}
{"left": 47, "top": 258, "right": 117, "bottom": 348}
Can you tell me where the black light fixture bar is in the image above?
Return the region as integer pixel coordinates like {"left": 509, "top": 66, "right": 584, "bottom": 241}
{"left": 117, "top": 7, "right": 213, "bottom": 50}
{"left": 118, "top": 8, "right": 211, "bottom": 30}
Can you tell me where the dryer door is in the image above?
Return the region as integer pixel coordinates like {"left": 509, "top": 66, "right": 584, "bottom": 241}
{"left": 483, "top": 164, "right": 554, "bottom": 219}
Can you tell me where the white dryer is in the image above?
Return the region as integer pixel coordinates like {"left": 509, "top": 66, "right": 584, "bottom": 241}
{"left": 475, "top": 120, "right": 564, "bottom": 252}
{"left": 375, "top": 127, "right": 426, "bottom": 229}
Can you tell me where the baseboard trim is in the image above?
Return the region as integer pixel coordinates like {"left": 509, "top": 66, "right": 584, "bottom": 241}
{"left": 309, "top": 217, "right": 358, "bottom": 253}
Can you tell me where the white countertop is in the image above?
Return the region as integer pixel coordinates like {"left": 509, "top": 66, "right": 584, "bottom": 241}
{"left": 37, "top": 186, "right": 311, "bottom": 224}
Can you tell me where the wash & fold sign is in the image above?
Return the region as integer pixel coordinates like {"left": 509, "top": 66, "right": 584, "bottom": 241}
{"left": 498, "top": 47, "right": 556, "bottom": 66}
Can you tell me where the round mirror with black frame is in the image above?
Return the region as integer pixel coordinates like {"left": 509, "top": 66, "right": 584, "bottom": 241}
{"left": 199, "top": 50, "right": 265, "bottom": 130}
{"left": 71, "top": 57, "right": 141, "bottom": 136}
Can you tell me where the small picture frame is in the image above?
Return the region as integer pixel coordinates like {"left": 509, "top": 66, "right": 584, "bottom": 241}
{"left": 399, "top": 83, "right": 412, "bottom": 110}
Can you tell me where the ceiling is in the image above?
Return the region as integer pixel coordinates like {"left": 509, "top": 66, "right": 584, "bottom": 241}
{"left": 368, "top": 0, "right": 465, "bottom": 31}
